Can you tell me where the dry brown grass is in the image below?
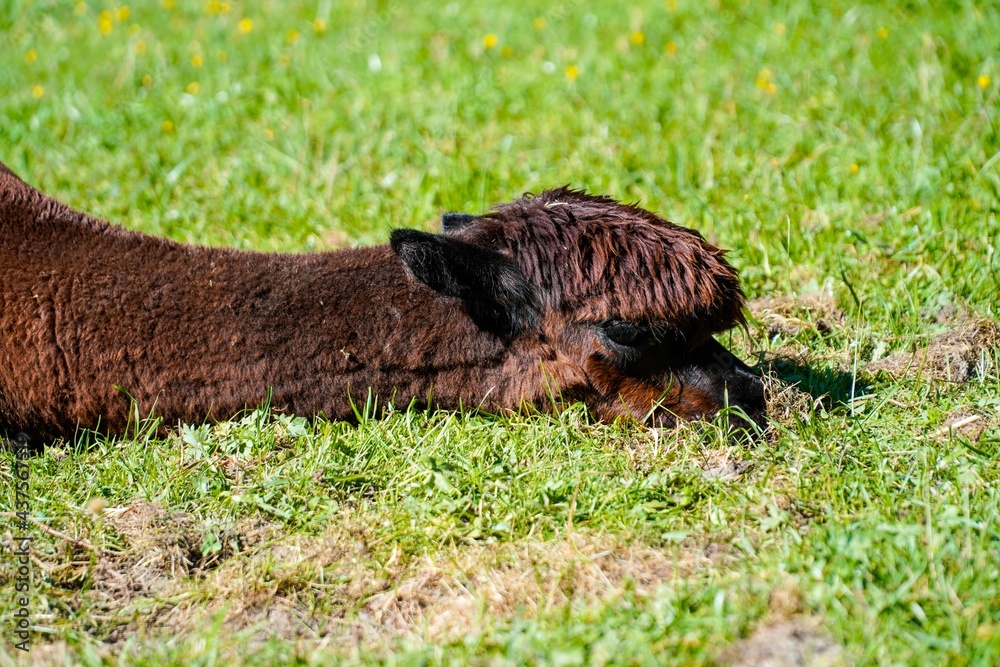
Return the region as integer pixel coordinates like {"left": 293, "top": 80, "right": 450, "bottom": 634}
{"left": 761, "top": 372, "right": 818, "bottom": 426}
{"left": 752, "top": 294, "right": 998, "bottom": 386}
{"left": 750, "top": 293, "right": 846, "bottom": 342}
{"left": 176, "top": 527, "right": 725, "bottom": 648}
{"left": 24, "top": 500, "right": 738, "bottom": 659}
{"left": 869, "top": 317, "right": 998, "bottom": 383}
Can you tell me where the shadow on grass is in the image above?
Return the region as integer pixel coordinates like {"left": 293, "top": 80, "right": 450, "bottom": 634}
{"left": 760, "top": 355, "right": 868, "bottom": 410}
{"left": 0, "top": 428, "right": 53, "bottom": 457}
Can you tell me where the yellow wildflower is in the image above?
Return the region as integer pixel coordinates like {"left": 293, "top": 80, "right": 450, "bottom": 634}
{"left": 142, "top": 73, "right": 152, "bottom": 87}
{"left": 286, "top": 29, "right": 300, "bottom": 45}
{"left": 483, "top": 33, "right": 498, "bottom": 49}
{"left": 134, "top": 39, "right": 147, "bottom": 54}
{"left": 312, "top": 18, "right": 327, "bottom": 34}
{"left": 978, "top": 74, "right": 991, "bottom": 89}
{"left": 264, "top": 128, "right": 275, "bottom": 140}
{"left": 876, "top": 26, "right": 889, "bottom": 39}
{"left": 237, "top": 18, "right": 253, "bottom": 34}
{"left": 186, "top": 81, "right": 200, "bottom": 95}
{"left": 25, "top": 49, "right": 37, "bottom": 64}
{"left": 216, "top": 49, "right": 228, "bottom": 62}
{"left": 501, "top": 45, "right": 513, "bottom": 58}
{"left": 756, "top": 68, "right": 777, "bottom": 94}
{"left": 191, "top": 54, "right": 203, "bottom": 67}
{"left": 203, "top": 0, "right": 231, "bottom": 15}
{"left": 98, "top": 10, "right": 113, "bottom": 35}
{"left": 630, "top": 31, "right": 645, "bottom": 46}
{"left": 850, "top": 163, "right": 860, "bottom": 174}
{"left": 74, "top": 2, "right": 88, "bottom": 15}
{"left": 116, "top": 6, "right": 130, "bottom": 21}
{"left": 665, "top": 0, "right": 677, "bottom": 10}
{"left": 565, "top": 64, "right": 579, "bottom": 80}
{"left": 161, "top": 0, "right": 175, "bottom": 8}
{"left": 774, "top": 22, "right": 786, "bottom": 36}
{"left": 162, "top": 119, "right": 174, "bottom": 133}
{"left": 665, "top": 41, "right": 678, "bottom": 56}
{"left": 532, "top": 17, "right": 546, "bottom": 31}
{"left": 31, "top": 85, "right": 44, "bottom": 99}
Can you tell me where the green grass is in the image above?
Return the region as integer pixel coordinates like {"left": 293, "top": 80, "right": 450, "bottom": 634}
{"left": 2, "top": 0, "right": 999, "bottom": 664}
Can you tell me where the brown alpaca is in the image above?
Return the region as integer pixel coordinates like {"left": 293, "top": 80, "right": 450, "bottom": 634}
{"left": 0, "top": 161, "right": 764, "bottom": 443}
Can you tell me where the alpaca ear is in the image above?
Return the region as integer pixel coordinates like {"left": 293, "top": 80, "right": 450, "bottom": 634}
{"left": 390, "top": 229, "right": 538, "bottom": 335}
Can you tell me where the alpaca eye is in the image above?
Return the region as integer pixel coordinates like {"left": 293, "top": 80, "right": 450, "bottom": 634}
{"left": 601, "top": 319, "right": 646, "bottom": 347}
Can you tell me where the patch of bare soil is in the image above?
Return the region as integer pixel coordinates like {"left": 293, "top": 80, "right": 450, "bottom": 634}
{"left": 35, "top": 501, "right": 280, "bottom": 648}
{"left": 156, "top": 522, "right": 375, "bottom": 642}
{"left": 869, "top": 317, "right": 998, "bottom": 383}
{"left": 718, "top": 619, "right": 846, "bottom": 667}
{"left": 97, "top": 502, "right": 205, "bottom": 597}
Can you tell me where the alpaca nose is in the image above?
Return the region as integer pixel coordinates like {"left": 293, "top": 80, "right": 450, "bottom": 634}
{"left": 724, "top": 362, "right": 766, "bottom": 420}
{"left": 693, "top": 338, "right": 767, "bottom": 427}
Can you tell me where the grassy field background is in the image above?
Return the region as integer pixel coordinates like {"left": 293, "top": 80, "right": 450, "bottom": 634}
{"left": 2, "top": 0, "right": 999, "bottom": 664}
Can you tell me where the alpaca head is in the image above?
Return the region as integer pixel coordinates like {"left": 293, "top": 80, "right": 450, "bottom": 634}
{"left": 392, "top": 188, "right": 765, "bottom": 430}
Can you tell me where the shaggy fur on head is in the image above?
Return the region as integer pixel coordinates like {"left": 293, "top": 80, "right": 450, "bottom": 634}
{"left": 0, "top": 162, "right": 764, "bottom": 445}
{"left": 455, "top": 187, "right": 745, "bottom": 346}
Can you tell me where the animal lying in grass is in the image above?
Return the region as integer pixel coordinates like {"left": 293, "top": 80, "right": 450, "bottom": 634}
{"left": 0, "top": 161, "right": 765, "bottom": 443}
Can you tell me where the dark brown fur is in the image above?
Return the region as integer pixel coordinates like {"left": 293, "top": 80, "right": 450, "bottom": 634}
{"left": 475, "top": 188, "right": 746, "bottom": 343}
{"left": 0, "top": 163, "right": 764, "bottom": 442}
